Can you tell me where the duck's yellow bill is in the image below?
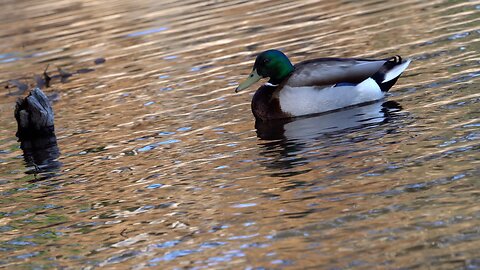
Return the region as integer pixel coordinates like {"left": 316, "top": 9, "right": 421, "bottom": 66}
{"left": 235, "top": 69, "right": 262, "bottom": 93}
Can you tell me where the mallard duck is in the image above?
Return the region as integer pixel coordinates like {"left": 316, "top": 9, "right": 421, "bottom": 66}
{"left": 235, "top": 50, "right": 411, "bottom": 121}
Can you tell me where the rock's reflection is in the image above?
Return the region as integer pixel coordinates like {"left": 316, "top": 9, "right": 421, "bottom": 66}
{"left": 256, "top": 101, "right": 402, "bottom": 174}
{"left": 20, "top": 136, "right": 61, "bottom": 179}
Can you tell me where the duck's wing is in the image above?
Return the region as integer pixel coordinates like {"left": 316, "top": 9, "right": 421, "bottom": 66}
{"left": 285, "top": 58, "right": 388, "bottom": 87}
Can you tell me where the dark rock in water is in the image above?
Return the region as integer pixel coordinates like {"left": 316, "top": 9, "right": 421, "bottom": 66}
{"left": 14, "top": 88, "right": 61, "bottom": 178}
{"left": 94, "top": 57, "right": 106, "bottom": 65}
{"left": 15, "top": 88, "right": 55, "bottom": 140}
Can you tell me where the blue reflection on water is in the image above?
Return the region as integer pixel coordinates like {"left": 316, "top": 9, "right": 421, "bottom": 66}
{"left": 137, "top": 139, "right": 180, "bottom": 152}
{"left": 126, "top": 27, "right": 168, "bottom": 37}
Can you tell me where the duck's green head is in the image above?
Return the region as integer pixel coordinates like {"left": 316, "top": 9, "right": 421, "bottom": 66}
{"left": 235, "top": 50, "right": 294, "bottom": 92}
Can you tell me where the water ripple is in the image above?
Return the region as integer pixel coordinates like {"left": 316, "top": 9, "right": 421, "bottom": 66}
{"left": 0, "top": 0, "right": 479, "bottom": 269}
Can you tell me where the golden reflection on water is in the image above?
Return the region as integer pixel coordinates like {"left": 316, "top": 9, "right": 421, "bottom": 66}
{"left": 0, "top": 0, "right": 479, "bottom": 269}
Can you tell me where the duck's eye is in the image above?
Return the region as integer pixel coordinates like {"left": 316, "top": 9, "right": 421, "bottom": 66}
{"left": 263, "top": 58, "right": 270, "bottom": 64}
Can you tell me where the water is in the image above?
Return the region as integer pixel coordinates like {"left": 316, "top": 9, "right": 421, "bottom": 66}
{"left": 0, "top": 0, "right": 479, "bottom": 269}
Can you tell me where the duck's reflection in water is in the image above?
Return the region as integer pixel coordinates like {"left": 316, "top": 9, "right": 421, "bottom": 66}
{"left": 255, "top": 101, "right": 403, "bottom": 176}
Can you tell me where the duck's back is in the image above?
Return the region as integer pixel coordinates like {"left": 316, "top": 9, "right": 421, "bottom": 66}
{"left": 286, "top": 58, "right": 388, "bottom": 87}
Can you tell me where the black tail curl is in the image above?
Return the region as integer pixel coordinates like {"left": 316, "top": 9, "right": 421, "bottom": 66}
{"left": 371, "top": 55, "right": 403, "bottom": 92}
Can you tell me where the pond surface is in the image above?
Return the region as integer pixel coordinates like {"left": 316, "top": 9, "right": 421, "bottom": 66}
{"left": 0, "top": 0, "right": 479, "bottom": 269}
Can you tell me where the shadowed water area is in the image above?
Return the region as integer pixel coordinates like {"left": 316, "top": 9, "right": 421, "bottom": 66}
{"left": 0, "top": 0, "right": 479, "bottom": 269}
